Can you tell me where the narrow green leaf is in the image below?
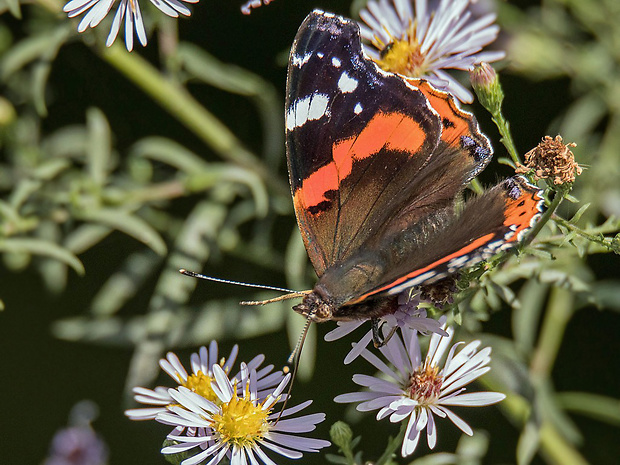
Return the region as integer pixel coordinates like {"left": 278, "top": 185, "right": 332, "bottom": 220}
{"left": 557, "top": 392, "right": 620, "bottom": 426}
{"left": 178, "top": 43, "right": 266, "bottom": 96}
{"left": 513, "top": 280, "right": 549, "bottom": 355}
{"left": 43, "top": 125, "right": 89, "bottom": 160}
{"left": 64, "top": 224, "right": 112, "bottom": 255}
{"left": 0, "top": 0, "right": 22, "bottom": 17}
{"left": 131, "top": 136, "right": 209, "bottom": 173}
{"left": 86, "top": 108, "right": 112, "bottom": 186}
{"left": 186, "top": 165, "right": 268, "bottom": 217}
{"left": 568, "top": 203, "right": 591, "bottom": 224}
{"left": 90, "top": 250, "right": 161, "bottom": 316}
{"left": 589, "top": 280, "right": 620, "bottom": 311}
{"left": 516, "top": 421, "right": 540, "bottom": 465}
{"left": 30, "top": 26, "right": 71, "bottom": 115}
{"left": 79, "top": 208, "right": 167, "bottom": 255}
{"left": 0, "top": 237, "right": 85, "bottom": 274}
{"left": 32, "top": 158, "right": 71, "bottom": 180}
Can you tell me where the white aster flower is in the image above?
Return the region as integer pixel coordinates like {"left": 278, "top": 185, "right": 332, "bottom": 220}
{"left": 157, "top": 364, "right": 330, "bottom": 465}
{"left": 125, "top": 341, "right": 284, "bottom": 422}
{"left": 335, "top": 322, "right": 505, "bottom": 456}
{"left": 325, "top": 292, "right": 447, "bottom": 364}
{"left": 358, "top": 0, "right": 505, "bottom": 102}
{"left": 63, "top": 0, "right": 199, "bottom": 51}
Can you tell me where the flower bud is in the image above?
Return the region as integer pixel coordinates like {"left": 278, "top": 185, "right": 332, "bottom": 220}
{"left": 330, "top": 421, "right": 353, "bottom": 450}
{"left": 470, "top": 62, "right": 504, "bottom": 114}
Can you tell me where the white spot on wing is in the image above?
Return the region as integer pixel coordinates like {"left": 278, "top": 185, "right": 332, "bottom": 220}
{"left": 317, "top": 52, "right": 324, "bottom": 58}
{"left": 332, "top": 57, "right": 341, "bottom": 67}
{"left": 286, "top": 93, "right": 330, "bottom": 131}
{"left": 337, "top": 71, "right": 358, "bottom": 93}
{"left": 354, "top": 103, "right": 363, "bottom": 114}
{"left": 386, "top": 271, "right": 441, "bottom": 295}
{"left": 292, "top": 52, "right": 312, "bottom": 68}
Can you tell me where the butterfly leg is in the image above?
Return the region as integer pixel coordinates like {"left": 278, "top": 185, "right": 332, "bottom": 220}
{"left": 371, "top": 318, "right": 398, "bottom": 348}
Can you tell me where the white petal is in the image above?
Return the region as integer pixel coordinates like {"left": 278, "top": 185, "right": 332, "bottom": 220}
{"left": 440, "top": 391, "right": 505, "bottom": 406}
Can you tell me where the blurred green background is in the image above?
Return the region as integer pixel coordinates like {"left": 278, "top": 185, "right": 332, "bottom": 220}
{"left": 1, "top": 0, "right": 620, "bottom": 464}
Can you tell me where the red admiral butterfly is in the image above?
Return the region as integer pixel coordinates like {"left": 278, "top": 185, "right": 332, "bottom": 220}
{"left": 285, "top": 11, "right": 543, "bottom": 340}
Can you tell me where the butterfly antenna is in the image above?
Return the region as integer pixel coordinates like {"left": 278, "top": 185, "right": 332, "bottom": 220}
{"left": 179, "top": 269, "right": 301, "bottom": 294}
{"left": 274, "top": 313, "right": 314, "bottom": 424}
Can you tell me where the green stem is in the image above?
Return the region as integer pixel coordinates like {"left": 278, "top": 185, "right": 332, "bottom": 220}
{"left": 375, "top": 421, "right": 407, "bottom": 465}
{"left": 100, "top": 44, "right": 287, "bottom": 193}
{"left": 530, "top": 286, "right": 574, "bottom": 378}
{"left": 491, "top": 112, "right": 521, "bottom": 167}
{"left": 554, "top": 216, "right": 618, "bottom": 251}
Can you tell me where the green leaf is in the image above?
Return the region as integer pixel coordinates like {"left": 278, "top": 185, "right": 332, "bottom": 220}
{"left": 186, "top": 165, "right": 268, "bottom": 217}
{"left": 568, "top": 203, "right": 591, "bottom": 224}
{"left": 79, "top": 208, "right": 167, "bottom": 256}
{"left": 589, "top": 280, "right": 620, "bottom": 311}
{"left": 513, "top": 280, "right": 549, "bottom": 355}
{"left": 516, "top": 421, "right": 540, "bottom": 465}
{"left": 131, "top": 136, "right": 209, "bottom": 173}
{"left": 86, "top": 108, "right": 112, "bottom": 186}
{"left": 63, "top": 224, "right": 112, "bottom": 255}
{"left": 0, "top": 237, "right": 85, "bottom": 274}
{"left": 0, "top": 0, "right": 22, "bottom": 18}
{"left": 557, "top": 392, "right": 620, "bottom": 426}
{"left": 90, "top": 250, "right": 161, "bottom": 316}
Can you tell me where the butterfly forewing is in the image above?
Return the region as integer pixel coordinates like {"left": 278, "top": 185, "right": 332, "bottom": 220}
{"left": 286, "top": 11, "right": 492, "bottom": 278}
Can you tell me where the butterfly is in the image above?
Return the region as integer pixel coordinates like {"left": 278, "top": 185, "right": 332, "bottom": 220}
{"left": 284, "top": 10, "right": 544, "bottom": 345}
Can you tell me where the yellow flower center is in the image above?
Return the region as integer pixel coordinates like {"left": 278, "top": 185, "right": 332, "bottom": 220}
{"left": 211, "top": 392, "right": 270, "bottom": 447}
{"left": 182, "top": 371, "right": 220, "bottom": 404}
{"left": 408, "top": 364, "right": 443, "bottom": 405}
{"left": 374, "top": 24, "right": 429, "bottom": 77}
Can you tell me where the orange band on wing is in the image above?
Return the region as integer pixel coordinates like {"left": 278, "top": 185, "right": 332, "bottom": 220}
{"left": 502, "top": 193, "right": 541, "bottom": 241}
{"left": 416, "top": 80, "right": 470, "bottom": 146}
{"left": 349, "top": 232, "right": 496, "bottom": 304}
{"left": 296, "top": 111, "right": 425, "bottom": 210}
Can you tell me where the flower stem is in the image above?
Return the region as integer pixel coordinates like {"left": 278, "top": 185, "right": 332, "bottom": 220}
{"left": 491, "top": 112, "right": 521, "bottom": 167}
{"left": 375, "top": 421, "right": 407, "bottom": 465}
{"left": 530, "top": 286, "right": 574, "bottom": 378}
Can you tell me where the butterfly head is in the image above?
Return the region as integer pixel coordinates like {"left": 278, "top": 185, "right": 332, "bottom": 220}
{"left": 292, "top": 290, "right": 334, "bottom": 323}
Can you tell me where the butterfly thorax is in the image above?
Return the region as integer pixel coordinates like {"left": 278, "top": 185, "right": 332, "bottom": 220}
{"left": 293, "top": 252, "right": 399, "bottom": 322}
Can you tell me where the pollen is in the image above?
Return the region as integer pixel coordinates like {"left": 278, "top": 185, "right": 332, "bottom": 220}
{"left": 408, "top": 364, "right": 443, "bottom": 404}
{"left": 211, "top": 391, "right": 270, "bottom": 446}
{"left": 183, "top": 371, "right": 220, "bottom": 404}
{"left": 375, "top": 25, "right": 428, "bottom": 77}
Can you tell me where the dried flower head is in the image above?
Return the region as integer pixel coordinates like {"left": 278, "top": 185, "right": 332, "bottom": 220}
{"left": 516, "top": 135, "right": 582, "bottom": 185}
